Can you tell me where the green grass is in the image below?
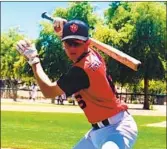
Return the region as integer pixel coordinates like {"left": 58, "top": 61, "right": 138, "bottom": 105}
{"left": 1, "top": 111, "right": 166, "bottom": 149}
{"left": 133, "top": 116, "right": 166, "bottom": 149}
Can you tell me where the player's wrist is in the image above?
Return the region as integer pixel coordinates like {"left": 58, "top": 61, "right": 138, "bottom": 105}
{"left": 28, "top": 56, "right": 40, "bottom": 66}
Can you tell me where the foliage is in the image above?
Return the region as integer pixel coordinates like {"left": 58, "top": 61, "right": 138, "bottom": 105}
{"left": 37, "top": 22, "right": 71, "bottom": 80}
{"left": 130, "top": 2, "right": 166, "bottom": 109}
{"left": 127, "top": 79, "right": 166, "bottom": 94}
{"left": 104, "top": 2, "right": 166, "bottom": 81}
{"left": 1, "top": 28, "right": 24, "bottom": 79}
{"left": 36, "top": 2, "right": 100, "bottom": 80}
{"left": 95, "top": 2, "right": 140, "bottom": 84}
{"left": 104, "top": 2, "right": 121, "bottom": 23}
{"left": 96, "top": 2, "right": 166, "bottom": 109}
{"left": 67, "top": 2, "right": 98, "bottom": 29}
{"left": 1, "top": 2, "right": 166, "bottom": 99}
{"left": 146, "top": 80, "right": 166, "bottom": 94}
{"left": 52, "top": 7, "right": 68, "bottom": 19}
{"left": 130, "top": 2, "right": 166, "bottom": 80}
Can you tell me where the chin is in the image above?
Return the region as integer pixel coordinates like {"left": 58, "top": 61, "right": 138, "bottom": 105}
{"left": 69, "top": 55, "right": 76, "bottom": 61}
{"left": 68, "top": 56, "right": 75, "bottom": 62}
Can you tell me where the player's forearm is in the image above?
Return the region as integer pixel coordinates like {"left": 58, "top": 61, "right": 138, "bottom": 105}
{"left": 31, "top": 62, "right": 57, "bottom": 98}
{"left": 15, "top": 39, "right": 61, "bottom": 98}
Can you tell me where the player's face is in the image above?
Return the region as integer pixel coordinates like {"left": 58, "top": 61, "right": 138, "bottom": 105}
{"left": 63, "top": 39, "right": 88, "bottom": 62}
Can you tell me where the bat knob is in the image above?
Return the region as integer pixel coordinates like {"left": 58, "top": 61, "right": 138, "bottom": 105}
{"left": 41, "top": 12, "right": 47, "bottom": 18}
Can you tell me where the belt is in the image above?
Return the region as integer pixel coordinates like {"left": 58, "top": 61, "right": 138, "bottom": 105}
{"left": 91, "top": 111, "right": 130, "bottom": 130}
{"left": 92, "top": 119, "right": 109, "bottom": 129}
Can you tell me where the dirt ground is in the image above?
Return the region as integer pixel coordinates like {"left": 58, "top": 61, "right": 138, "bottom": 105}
{"left": 1, "top": 98, "right": 166, "bottom": 116}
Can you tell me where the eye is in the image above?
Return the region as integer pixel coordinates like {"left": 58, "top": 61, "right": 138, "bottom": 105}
{"left": 65, "top": 40, "right": 83, "bottom": 47}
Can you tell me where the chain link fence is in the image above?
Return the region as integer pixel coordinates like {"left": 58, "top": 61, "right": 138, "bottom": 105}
{"left": 1, "top": 88, "right": 166, "bottom": 105}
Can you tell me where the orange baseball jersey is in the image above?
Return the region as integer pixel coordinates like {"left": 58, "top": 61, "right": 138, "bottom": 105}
{"left": 57, "top": 49, "right": 128, "bottom": 123}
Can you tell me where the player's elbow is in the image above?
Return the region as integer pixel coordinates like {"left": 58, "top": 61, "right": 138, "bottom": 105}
{"left": 40, "top": 82, "right": 63, "bottom": 99}
{"left": 42, "top": 90, "right": 56, "bottom": 99}
{"left": 39, "top": 87, "right": 55, "bottom": 98}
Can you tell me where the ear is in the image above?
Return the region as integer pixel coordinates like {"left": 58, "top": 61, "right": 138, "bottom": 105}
{"left": 84, "top": 40, "right": 90, "bottom": 50}
{"left": 85, "top": 39, "right": 91, "bottom": 46}
{"left": 62, "top": 42, "right": 65, "bottom": 49}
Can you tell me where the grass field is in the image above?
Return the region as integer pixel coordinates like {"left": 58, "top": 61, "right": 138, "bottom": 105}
{"left": 1, "top": 111, "right": 166, "bottom": 149}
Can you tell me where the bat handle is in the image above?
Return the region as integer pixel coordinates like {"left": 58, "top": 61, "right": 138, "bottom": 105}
{"left": 41, "top": 12, "right": 67, "bottom": 35}
{"left": 41, "top": 12, "right": 54, "bottom": 22}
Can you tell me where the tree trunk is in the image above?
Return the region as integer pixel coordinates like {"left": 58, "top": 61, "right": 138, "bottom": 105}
{"left": 143, "top": 77, "right": 150, "bottom": 109}
{"left": 51, "top": 98, "right": 55, "bottom": 104}
{"left": 11, "top": 80, "right": 18, "bottom": 102}
{"left": 13, "top": 87, "right": 17, "bottom": 102}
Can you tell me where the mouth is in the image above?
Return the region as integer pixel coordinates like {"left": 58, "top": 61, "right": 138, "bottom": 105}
{"left": 70, "top": 53, "right": 76, "bottom": 55}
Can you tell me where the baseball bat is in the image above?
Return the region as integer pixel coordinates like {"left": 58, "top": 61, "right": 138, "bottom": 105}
{"left": 41, "top": 12, "right": 141, "bottom": 71}
{"left": 42, "top": 12, "right": 54, "bottom": 22}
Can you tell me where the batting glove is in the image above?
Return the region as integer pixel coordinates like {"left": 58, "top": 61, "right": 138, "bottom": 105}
{"left": 16, "top": 39, "right": 40, "bottom": 66}
{"left": 53, "top": 17, "right": 67, "bottom": 38}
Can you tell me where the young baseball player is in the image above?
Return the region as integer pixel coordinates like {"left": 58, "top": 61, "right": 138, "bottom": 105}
{"left": 16, "top": 18, "right": 138, "bottom": 149}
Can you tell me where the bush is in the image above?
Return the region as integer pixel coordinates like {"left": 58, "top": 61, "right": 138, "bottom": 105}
{"left": 67, "top": 98, "right": 73, "bottom": 103}
{"left": 132, "top": 100, "right": 138, "bottom": 104}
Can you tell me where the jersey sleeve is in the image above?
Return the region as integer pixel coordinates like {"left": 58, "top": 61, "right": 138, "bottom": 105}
{"left": 57, "top": 66, "right": 90, "bottom": 97}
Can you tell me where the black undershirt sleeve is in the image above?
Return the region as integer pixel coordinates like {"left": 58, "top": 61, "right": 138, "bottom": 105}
{"left": 57, "top": 66, "right": 90, "bottom": 97}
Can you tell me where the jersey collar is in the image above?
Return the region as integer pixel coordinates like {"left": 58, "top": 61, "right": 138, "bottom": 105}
{"left": 75, "top": 50, "right": 90, "bottom": 63}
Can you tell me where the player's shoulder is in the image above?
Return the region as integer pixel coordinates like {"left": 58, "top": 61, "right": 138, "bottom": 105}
{"left": 70, "top": 66, "right": 85, "bottom": 73}
{"left": 69, "top": 66, "right": 88, "bottom": 78}
{"left": 74, "top": 49, "right": 103, "bottom": 71}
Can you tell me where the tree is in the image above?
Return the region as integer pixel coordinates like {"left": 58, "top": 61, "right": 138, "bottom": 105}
{"left": 130, "top": 2, "right": 166, "bottom": 109}
{"left": 1, "top": 27, "right": 25, "bottom": 100}
{"left": 95, "top": 2, "right": 138, "bottom": 85}
{"left": 67, "top": 1, "right": 98, "bottom": 28}
{"left": 36, "top": 22, "right": 70, "bottom": 80}
{"left": 52, "top": 7, "right": 68, "bottom": 19}
{"left": 1, "top": 28, "right": 22, "bottom": 79}
{"left": 97, "top": 2, "right": 166, "bottom": 109}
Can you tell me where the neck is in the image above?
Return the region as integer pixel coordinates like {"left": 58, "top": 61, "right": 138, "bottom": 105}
{"left": 74, "top": 49, "right": 90, "bottom": 63}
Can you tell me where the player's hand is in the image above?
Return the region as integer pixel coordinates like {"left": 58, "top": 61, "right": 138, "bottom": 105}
{"left": 16, "top": 39, "right": 40, "bottom": 65}
{"left": 53, "top": 17, "right": 67, "bottom": 38}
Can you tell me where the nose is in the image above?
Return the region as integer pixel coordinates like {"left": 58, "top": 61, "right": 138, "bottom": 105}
{"left": 69, "top": 46, "right": 76, "bottom": 51}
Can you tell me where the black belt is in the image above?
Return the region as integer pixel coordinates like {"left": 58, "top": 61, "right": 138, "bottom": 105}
{"left": 92, "top": 110, "right": 130, "bottom": 130}
{"left": 92, "top": 119, "right": 110, "bottom": 130}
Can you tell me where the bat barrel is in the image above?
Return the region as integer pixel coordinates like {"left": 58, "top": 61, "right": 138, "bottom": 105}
{"left": 89, "top": 38, "right": 141, "bottom": 71}
{"left": 136, "top": 62, "right": 141, "bottom": 70}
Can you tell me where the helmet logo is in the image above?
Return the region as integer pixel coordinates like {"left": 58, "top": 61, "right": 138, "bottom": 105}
{"left": 70, "top": 24, "right": 78, "bottom": 33}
